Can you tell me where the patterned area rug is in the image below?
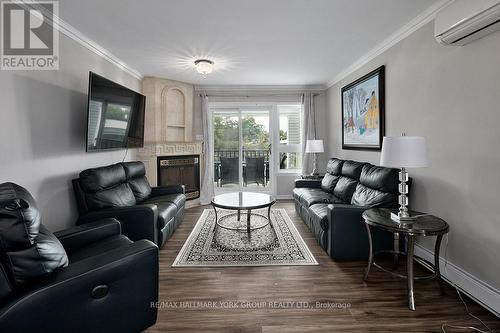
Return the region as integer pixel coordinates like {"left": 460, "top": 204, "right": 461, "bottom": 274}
{"left": 172, "top": 208, "right": 318, "bottom": 267}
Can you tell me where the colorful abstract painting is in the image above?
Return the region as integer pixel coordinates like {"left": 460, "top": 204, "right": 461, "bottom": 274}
{"left": 341, "top": 66, "right": 385, "bottom": 150}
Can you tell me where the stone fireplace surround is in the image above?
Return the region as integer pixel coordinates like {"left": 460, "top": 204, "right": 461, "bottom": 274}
{"left": 137, "top": 77, "right": 202, "bottom": 207}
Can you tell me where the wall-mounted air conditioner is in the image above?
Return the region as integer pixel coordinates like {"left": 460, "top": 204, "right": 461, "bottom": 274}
{"left": 435, "top": 0, "right": 500, "bottom": 45}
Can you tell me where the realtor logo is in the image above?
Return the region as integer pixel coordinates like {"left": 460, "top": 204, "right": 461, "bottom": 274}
{"left": 1, "top": 1, "right": 59, "bottom": 70}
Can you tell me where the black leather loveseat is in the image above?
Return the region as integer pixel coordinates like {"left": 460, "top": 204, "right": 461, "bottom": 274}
{"left": 294, "top": 158, "right": 402, "bottom": 261}
{"left": 73, "top": 161, "right": 186, "bottom": 247}
{"left": 0, "top": 182, "right": 158, "bottom": 333}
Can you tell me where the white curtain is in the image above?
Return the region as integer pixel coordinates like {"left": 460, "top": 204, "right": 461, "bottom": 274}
{"left": 301, "top": 92, "right": 316, "bottom": 174}
{"left": 199, "top": 94, "right": 214, "bottom": 205}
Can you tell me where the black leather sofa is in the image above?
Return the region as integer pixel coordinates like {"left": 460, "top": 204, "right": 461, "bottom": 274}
{"left": 294, "top": 158, "right": 402, "bottom": 261}
{"left": 73, "top": 161, "right": 186, "bottom": 247}
{"left": 0, "top": 182, "right": 158, "bottom": 333}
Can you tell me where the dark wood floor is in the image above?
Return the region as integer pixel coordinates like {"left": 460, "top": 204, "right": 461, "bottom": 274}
{"left": 146, "top": 200, "right": 500, "bottom": 332}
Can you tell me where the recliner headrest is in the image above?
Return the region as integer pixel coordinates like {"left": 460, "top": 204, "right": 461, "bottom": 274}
{"left": 122, "top": 161, "right": 146, "bottom": 179}
{"left": 359, "top": 164, "right": 399, "bottom": 193}
{"left": 341, "top": 160, "right": 366, "bottom": 179}
{"left": 0, "top": 182, "right": 40, "bottom": 246}
{"left": 0, "top": 183, "right": 68, "bottom": 286}
{"left": 79, "top": 163, "right": 126, "bottom": 192}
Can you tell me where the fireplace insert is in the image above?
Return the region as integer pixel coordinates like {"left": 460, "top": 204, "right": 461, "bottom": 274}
{"left": 157, "top": 155, "right": 200, "bottom": 200}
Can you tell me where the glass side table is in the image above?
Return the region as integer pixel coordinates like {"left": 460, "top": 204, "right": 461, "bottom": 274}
{"left": 362, "top": 208, "right": 449, "bottom": 311}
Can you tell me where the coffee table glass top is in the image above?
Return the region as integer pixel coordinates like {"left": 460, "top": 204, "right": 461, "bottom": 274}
{"left": 211, "top": 192, "right": 275, "bottom": 210}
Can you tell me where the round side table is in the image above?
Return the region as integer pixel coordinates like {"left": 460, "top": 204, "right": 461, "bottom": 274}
{"left": 362, "top": 208, "right": 449, "bottom": 311}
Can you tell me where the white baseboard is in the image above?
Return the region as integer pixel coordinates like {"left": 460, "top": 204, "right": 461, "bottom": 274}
{"left": 275, "top": 195, "right": 293, "bottom": 200}
{"left": 414, "top": 243, "right": 500, "bottom": 318}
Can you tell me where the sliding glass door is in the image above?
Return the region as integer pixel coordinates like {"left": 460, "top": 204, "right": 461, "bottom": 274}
{"left": 213, "top": 107, "right": 272, "bottom": 193}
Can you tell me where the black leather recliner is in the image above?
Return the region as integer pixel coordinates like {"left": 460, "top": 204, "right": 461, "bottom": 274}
{"left": 0, "top": 182, "right": 158, "bottom": 333}
{"left": 294, "top": 158, "right": 405, "bottom": 261}
{"left": 73, "top": 161, "right": 186, "bottom": 247}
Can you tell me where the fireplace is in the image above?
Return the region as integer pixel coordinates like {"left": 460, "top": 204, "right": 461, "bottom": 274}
{"left": 157, "top": 155, "right": 200, "bottom": 200}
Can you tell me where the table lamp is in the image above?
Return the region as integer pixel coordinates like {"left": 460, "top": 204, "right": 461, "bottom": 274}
{"left": 305, "top": 139, "right": 324, "bottom": 176}
{"left": 380, "top": 133, "right": 428, "bottom": 223}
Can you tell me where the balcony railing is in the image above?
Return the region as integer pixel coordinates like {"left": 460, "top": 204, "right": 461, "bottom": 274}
{"left": 214, "top": 149, "right": 270, "bottom": 161}
{"left": 213, "top": 149, "right": 270, "bottom": 187}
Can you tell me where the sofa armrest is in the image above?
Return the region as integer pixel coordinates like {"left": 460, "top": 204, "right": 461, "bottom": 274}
{"left": 327, "top": 204, "right": 392, "bottom": 261}
{"left": 54, "top": 218, "right": 121, "bottom": 253}
{"left": 0, "top": 240, "right": 158, "bottom": 333}
{"left": 77, "top": 205, "right": 159, "bottom": 245}
{"left": 294, "top": 179, "right": 322, "bottom": 189}
{"left": 151, "top": 185, "right": 185, "bottom": 196}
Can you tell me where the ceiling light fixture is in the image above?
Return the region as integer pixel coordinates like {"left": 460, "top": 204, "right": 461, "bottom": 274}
{"left": 194, "top": 59, "right": 214, "bottom": 75}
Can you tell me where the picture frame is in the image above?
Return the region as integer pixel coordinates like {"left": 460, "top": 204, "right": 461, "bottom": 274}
{"left": 341, "top": 65, "right": 385, "bottom": 151}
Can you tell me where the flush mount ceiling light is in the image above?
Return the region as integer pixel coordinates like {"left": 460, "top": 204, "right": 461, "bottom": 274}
{"left": 194, "top": 59, "right": 214, "bottom": 75}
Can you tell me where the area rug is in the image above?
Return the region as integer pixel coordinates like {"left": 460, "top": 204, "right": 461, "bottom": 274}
{"left": 172, "top": 208, "right": 318, "bottom": 267}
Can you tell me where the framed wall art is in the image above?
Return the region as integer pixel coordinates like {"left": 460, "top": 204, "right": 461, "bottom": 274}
{"left": 341, "top": 65, "right": 385, "bottom": 151}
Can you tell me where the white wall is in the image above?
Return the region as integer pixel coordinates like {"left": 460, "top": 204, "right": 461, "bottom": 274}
{"left": 326, "top": 22, "right": 500, "bottom": 299}
{"left": 0, "top": 34, "right": 141, "bottom": 232}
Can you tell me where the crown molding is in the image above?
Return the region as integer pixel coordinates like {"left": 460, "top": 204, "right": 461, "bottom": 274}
{"left": 19, "top": 1, "right": 143, "bottom": 80}
{"left": 326, "top": 0, "right": 454, "bottom": 88}
{"left": 195, "top": 84, "right": 326, "bottom": 93}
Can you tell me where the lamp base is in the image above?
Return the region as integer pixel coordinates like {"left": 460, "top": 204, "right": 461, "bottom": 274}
{"left": 390, "top": 211, "right": 416, "bottom": 226}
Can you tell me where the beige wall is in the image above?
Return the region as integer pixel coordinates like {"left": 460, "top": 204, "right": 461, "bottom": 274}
{"left": 326, "top": 22, "right": 500, "bottom": 291}
{"left": 0, "top": 34, "right": 141, "bottom": 231}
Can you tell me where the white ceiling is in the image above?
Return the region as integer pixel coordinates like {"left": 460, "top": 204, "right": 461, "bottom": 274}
{"left": 59, "top": 0, "right": 439, "bottom": 86}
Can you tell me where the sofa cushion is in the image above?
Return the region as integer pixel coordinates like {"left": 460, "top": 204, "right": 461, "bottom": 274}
{"left": 321, "top": 174, "right": 339, "bottom": 193}
{"left": 292, "top": 188, "right": 308, "bottom": 201}
{"left": 154, "top": 202, "right": 177, "bottom": 229}
{"left": 79, "top": 163, "right": 126, "bottom": 192}
{"left": 351, "top": 183, "right": 398, "bottom": 207}
{"left": 333, "top": 177, "right": 358, "bottom": 203}
{"left": 84, "top": 183, "right": 136, "bottom": 211}
{"left": 144, "top": 194, "right": 186, "bottom": 209}
{"left": 127, "top": 177, "right": 152, "bottom": 203}
{"left": 326, "top": 158, "right": 344, "bottom": 175}
{"left": 122, "top": 162, "right": 152, "bottom": 203}
{"left": 341, "top": 160, "right": 366, "bottom": 179}
{"left": 0, "top": 183, "right": 68, "bottom": 286}
{"left": 309, "top": 204, "right": 330, "bottom": 231}
{"left": 359, "top": 164, "right": 399, "bottom": 193}
{"left": 298, "top": 189, "right": 344, "bottom": 207}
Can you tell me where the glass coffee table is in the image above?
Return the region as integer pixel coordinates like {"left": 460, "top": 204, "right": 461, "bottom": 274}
{"left": 211, "top": 192, "right": 276, "bottom": 233}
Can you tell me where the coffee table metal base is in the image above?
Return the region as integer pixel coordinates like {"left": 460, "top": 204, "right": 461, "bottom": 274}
{"left": 212, "top": 205, "right": 273, "bottom": 233}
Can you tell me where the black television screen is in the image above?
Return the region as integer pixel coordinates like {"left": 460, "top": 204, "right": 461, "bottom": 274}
{"left": 86, "top": 72, "right": 145, "bottom": 151}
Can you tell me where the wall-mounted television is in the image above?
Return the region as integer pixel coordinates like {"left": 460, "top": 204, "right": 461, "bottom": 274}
{"left": 86, "top": 72, "right": 145, "bottom": 152}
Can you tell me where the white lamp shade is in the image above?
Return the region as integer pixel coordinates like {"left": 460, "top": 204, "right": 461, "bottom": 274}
{"left": 380, "top": 136, "right": 428, "bottom": 168}
{"left": 306, "top": 140, "right": 324, "bottom": 153}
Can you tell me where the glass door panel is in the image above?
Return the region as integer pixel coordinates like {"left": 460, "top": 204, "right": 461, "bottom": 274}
{"left": 242, "top": 110, "right": 271, "bottom": 190}
{"left": 213, "top": 111, "right": 240, "bottom": 190}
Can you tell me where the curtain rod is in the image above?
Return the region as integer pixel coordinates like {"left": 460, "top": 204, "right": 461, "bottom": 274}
{"left": 197, "top": 93, "right": 321, "bottom": 98}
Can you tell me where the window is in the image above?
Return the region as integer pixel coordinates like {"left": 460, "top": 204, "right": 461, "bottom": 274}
{"left": 277, "top": 104, "right": 302, "bottom": 171}
{"left": 210, "top": 101, "right": 303, "bottom": 194}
